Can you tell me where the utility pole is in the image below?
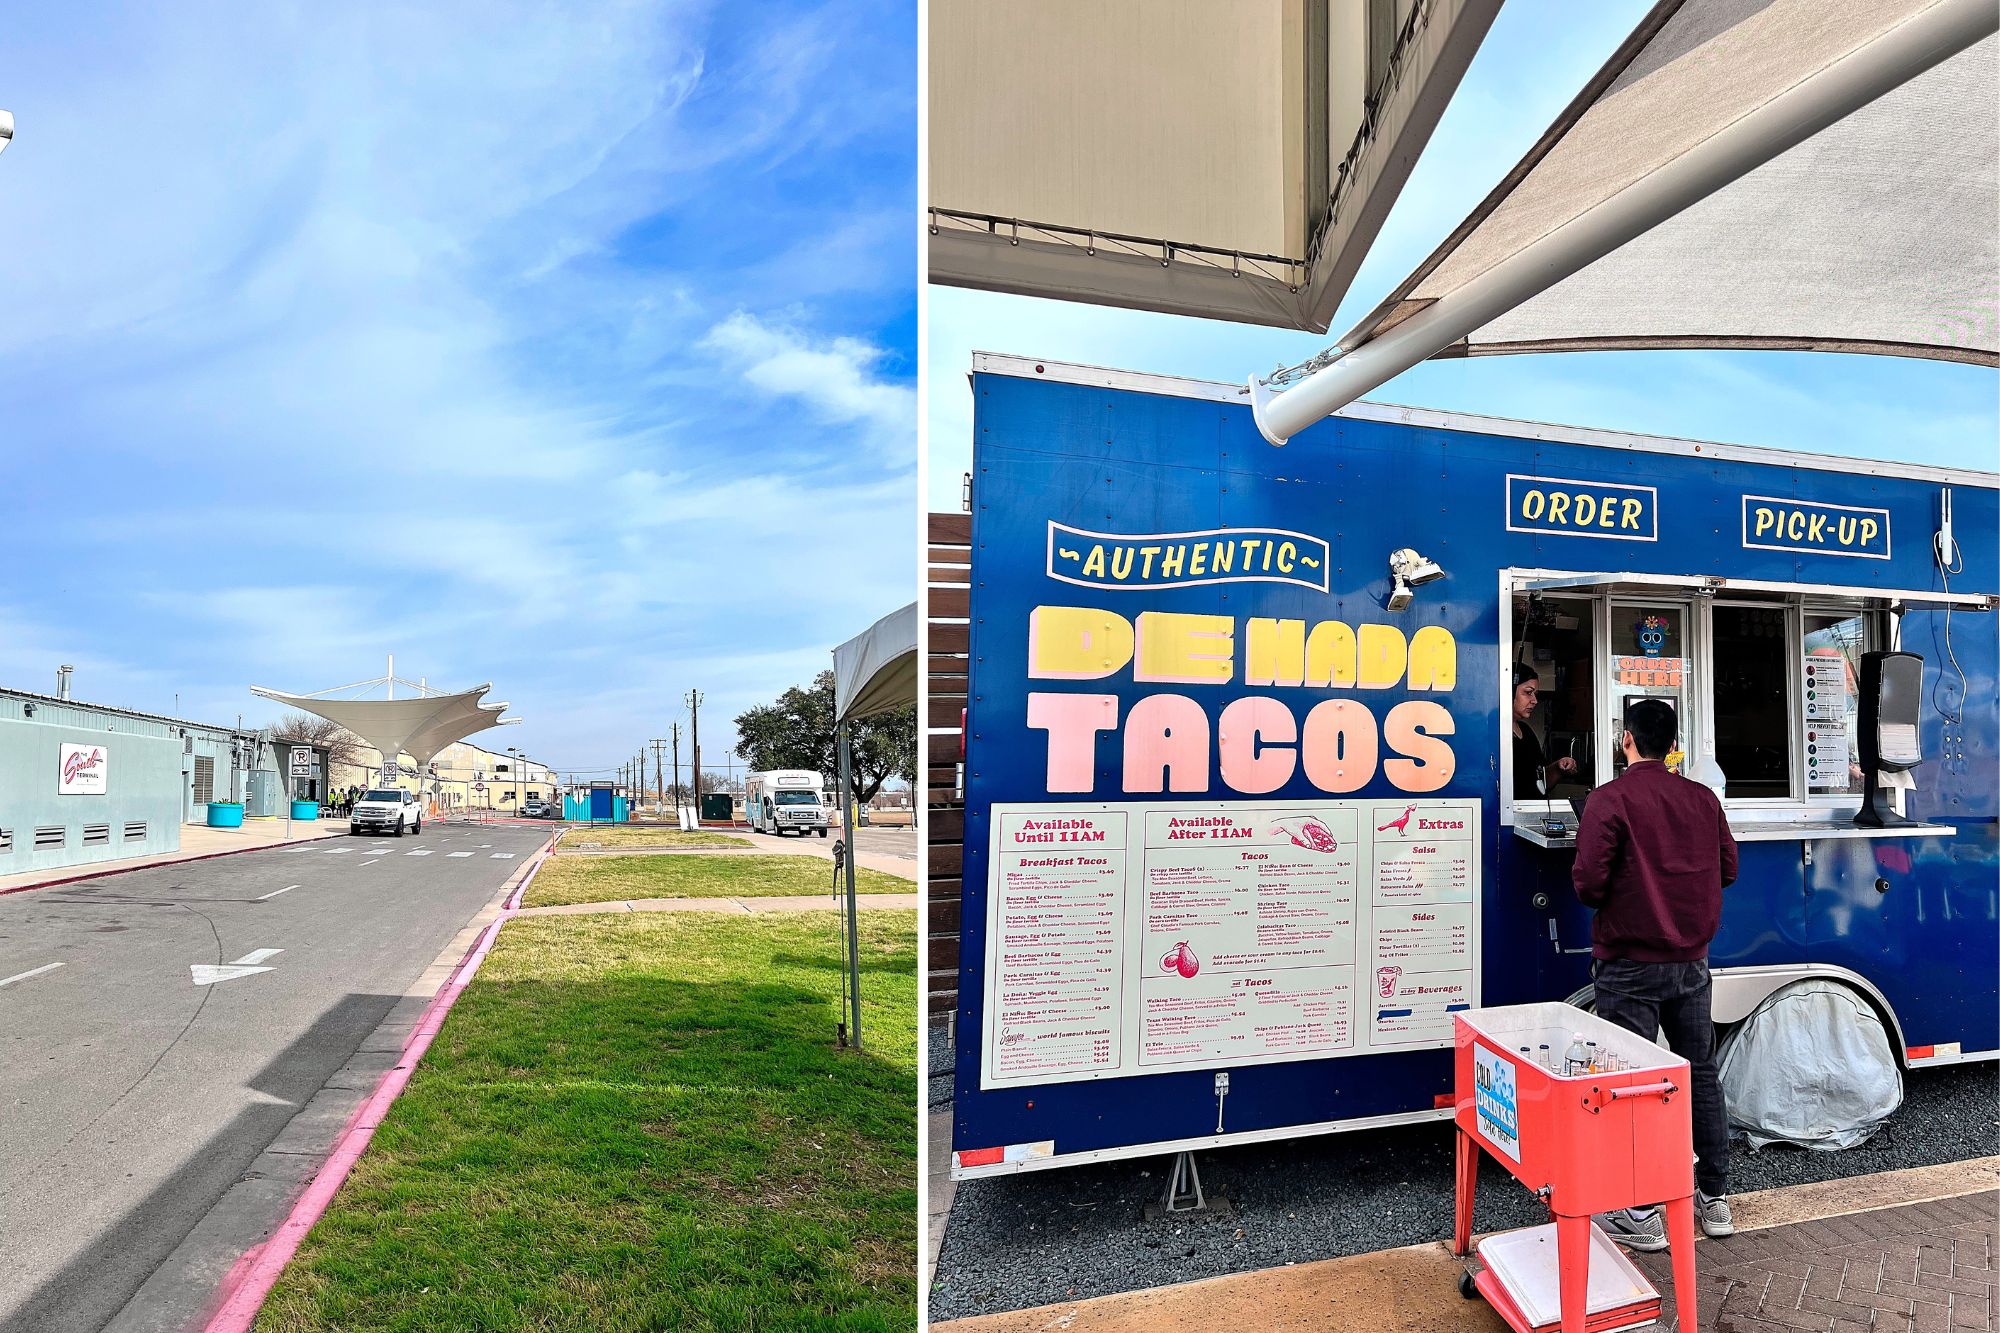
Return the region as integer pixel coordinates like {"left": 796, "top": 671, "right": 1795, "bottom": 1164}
{"left": 670, "top": 723, "right": 682, "bottom": 810}
{"left": 651, "top": 739, "right": 667, "bottom": 808}
{"left": 686, "top": 689, "right": 704, "bottom": 810}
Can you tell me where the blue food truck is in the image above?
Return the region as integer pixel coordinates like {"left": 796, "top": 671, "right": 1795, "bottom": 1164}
{"left": 950, "top": 352, "right": 1997, "bottom": 1178}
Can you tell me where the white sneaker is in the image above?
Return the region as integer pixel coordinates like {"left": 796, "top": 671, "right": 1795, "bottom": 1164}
{"left": 1696, "top": 1190, "right": 1734, "bottom": 1238}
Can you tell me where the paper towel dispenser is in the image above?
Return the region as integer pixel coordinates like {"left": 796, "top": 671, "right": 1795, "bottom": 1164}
{"left": 1854, "top": 650, "right": 1923, "bottom": 828}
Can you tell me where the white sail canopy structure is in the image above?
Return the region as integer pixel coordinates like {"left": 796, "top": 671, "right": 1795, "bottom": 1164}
{"left": 249, "top": 680, "right": 515, "bottom": 774}
{"left": 1347, "top": 0, "right": 1998, "bottom": 365}
{"left": 1251, "top": 0, "right": 1998, "bottom": 442}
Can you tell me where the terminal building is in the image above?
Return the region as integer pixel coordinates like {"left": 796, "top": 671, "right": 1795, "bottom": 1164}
{"left": 0, "top": 678, "right": 325, "bottom": 877}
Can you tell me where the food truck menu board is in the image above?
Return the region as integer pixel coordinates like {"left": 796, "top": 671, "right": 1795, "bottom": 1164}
{"left": 982, "top": 798, "right": 1482, "bottom": 1089}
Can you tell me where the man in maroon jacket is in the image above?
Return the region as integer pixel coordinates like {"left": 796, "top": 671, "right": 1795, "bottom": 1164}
{"left": 1573, "top": 697, "right": 1739, "bottom": 1248}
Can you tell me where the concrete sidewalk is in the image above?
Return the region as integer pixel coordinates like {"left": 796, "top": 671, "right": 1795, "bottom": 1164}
{"left": 932, "top": 1159, "right": 1999, "bottom": 1333}
{"left": 516, "top": 892, "right": 919, "bottom": 917}
{"left": 0, "top": 818, "right": 341, "bottom": 895}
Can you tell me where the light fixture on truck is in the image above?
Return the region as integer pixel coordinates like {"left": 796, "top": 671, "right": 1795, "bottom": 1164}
{"left": 1388, "top": 548, "right": 1447, "bottom": 611}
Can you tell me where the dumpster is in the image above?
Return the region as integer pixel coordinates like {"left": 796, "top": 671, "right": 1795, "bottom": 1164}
{"left": 1453, "top": 1002, "right": 1696, "bottom": 1333}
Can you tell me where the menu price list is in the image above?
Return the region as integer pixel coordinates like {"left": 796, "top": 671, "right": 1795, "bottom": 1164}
{"left": 1367, "top": 801, "right": 1476, "bottom": 1047}
{"left": 987, "top": 811, "right": 1128, "bottom": 1082}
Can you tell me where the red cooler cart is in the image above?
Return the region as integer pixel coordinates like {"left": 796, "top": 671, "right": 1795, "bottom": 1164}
{"left": 1452, "top": 1002, "right": 1699, "bottom": 1333}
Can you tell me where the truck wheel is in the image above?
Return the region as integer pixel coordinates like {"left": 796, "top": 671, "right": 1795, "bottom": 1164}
{"left": 392, "top": 822, "right": 403, "bottom": 837}
{"left": 413, "top": 816, "right": 422, "bottom": 834}
{"left": 818, "top": 828, "right": 828, "bottom": 839}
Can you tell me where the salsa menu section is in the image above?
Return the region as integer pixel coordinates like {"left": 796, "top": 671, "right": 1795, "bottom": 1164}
{"left": 982, "top": 799, "right": 1481, "bottom": 1088}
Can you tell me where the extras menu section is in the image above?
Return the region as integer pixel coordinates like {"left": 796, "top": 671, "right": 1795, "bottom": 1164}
{"left": 981, "top": 798, "right": 1481, "bottom": 1089}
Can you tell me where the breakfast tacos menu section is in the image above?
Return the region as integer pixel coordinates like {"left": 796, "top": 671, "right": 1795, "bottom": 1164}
{"left": 982, "top": 798, "right": 1481, "bottom": 1088}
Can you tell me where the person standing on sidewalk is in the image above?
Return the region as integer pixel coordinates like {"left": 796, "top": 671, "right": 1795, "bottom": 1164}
{"left": 1572, "top": 696, "right": 1739, "bottom": 1248}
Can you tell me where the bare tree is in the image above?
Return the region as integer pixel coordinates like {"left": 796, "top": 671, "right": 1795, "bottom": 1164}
{"left": 270, "top": 711, "right": 364, "bottom": 771}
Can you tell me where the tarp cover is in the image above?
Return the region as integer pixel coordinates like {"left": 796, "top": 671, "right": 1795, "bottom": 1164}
{"left": 833, "top": 603, "right": 917, "bottom": 722}
{"left": 1345, "top": 0, "right": 1998, "bottom": 365}
{"left": 1718, "top": 979, "right": 1904, "bottom": 1151}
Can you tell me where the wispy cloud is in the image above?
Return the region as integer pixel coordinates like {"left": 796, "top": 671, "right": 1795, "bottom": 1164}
{"left": 0, "top": 0, "right": 915, "bottom": 768}
{"left": 702, "top": 311, "right": 916, "bottom": 464}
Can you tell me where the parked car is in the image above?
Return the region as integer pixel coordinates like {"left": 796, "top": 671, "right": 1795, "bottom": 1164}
{"left": 522, "top": 798, "right": 548, "bottom": 819}
{"left": 350, "top": 788, "right": 422, "bottom": 837}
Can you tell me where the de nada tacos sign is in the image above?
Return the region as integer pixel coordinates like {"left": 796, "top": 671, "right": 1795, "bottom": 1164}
{"left": 59, "top": 743, "right": 108, "bottom": 795}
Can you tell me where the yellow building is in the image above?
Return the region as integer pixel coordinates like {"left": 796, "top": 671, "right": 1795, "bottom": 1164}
{"left": 329, "top": 739, "right": 556, "bottom": 812}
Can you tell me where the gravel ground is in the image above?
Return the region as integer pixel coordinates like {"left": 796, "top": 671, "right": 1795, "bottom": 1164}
{"left": 928, "top": 1039, "right": 1997, "bottom": 1321}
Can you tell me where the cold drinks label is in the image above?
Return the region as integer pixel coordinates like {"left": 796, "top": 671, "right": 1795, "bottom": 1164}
{"left": 981, "top": 798, "right": 1481, "bottom": 1088}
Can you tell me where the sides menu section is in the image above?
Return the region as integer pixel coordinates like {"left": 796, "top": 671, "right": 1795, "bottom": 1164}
{"left": 981, "top": 798, "right": 1480, "bottom": 1089}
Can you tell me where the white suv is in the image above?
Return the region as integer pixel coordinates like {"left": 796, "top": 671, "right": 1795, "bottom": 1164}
{"left": 350, "top": 788, "right": 423, "bottom": 837}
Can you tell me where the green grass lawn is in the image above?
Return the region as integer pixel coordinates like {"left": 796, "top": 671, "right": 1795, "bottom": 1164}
{"left": 562, "top": 826, "right": 752, "bottom": 849}
{"left": 527, "top": 854, "right": 913, "bottom": 908}
{"left": 258, "top": 910, "right": 917, "bottom": 1333}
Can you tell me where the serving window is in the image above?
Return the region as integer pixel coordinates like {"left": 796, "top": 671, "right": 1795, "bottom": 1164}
{"left": 1503, "top": 573, "right": 1892, "bottom": 825}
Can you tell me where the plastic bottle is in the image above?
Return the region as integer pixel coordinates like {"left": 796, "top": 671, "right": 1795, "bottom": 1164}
{"left": 1564, "top": 1032, "right": 1591, "bottom": 1076}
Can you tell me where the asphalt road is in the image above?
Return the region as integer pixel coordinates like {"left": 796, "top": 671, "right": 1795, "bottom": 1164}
{"left": 0, "top": 821, "right": 552, "bottom": 1333}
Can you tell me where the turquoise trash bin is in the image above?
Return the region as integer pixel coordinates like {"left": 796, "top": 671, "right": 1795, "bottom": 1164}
{"left": 206, "top": 803, "right": 245, "bottom": 828}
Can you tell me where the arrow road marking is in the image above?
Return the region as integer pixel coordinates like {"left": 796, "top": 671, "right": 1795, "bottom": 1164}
{"left": 0, "top": 962, "right": 64, "bottom": 989}
{"left": 257, "top": 884, "right": 301, "bottom": 901}
{"left": 191, "top": 949, "right": 282, "bottom": 986}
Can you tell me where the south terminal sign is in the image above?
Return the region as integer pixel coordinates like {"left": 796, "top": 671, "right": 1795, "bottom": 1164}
{"left": 58, "top": 743, "right": 108, "bottom": 795}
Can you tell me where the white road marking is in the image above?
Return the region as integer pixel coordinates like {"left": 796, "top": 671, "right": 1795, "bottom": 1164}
{"left": 478, "top": 844, "right": 491, "bottom": 848}
{"left": 448, "top": 851, "right": 474, "bottom": 858}
{"left": 0, "top": 962, "right": 64, "bottom": 989}
{"left": 322, "top": 847, "right": 351, "bottom": 854}
{"left": 405, "top": 850, "right": 433, "bottom": 856}
{"left": 191, "top": 948, "right": 283, "bottom": 986}
{"left": 490, "top": 853, "right": 516, "bottom": 859}
{"left": 257, "top": 884, "right": 301, "bottom": 901}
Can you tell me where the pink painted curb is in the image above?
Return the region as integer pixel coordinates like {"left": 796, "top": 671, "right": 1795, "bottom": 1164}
{"left": 199, "top": 829, "right": 563, "bottom": 1332}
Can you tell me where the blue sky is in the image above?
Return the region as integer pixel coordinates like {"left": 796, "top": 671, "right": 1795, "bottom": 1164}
{"left": 926, "top": 1, "right": 1997, "bottom": 509}
{"left": 0, "top": 0, "right": 915, "bottom": 778}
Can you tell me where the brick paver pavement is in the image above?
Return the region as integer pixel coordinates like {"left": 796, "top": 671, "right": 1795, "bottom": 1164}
{"left": 1628, "top": 1191, "right": 1998, "bottom": 1332}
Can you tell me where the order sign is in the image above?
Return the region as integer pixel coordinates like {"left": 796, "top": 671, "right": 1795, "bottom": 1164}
{"left": 981, "top": 797, "right": 1481, "bottom": 1089}
{"left": 59, "top": 742, "right": 109, "bottom": 795}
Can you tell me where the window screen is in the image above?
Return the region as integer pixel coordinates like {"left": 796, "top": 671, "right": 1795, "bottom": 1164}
{"left": 192, "top": 756, "right": 215, "bottom": 806}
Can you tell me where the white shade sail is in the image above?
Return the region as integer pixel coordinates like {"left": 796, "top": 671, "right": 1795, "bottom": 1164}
{"left": 1345, "top": 0, "right": 1998, "bottom": 365}
{"left": 250, "top": 684, "right": 514, "bottom": 772}
{"left": 833, "top": 603, "right": 917, "bottom": 723}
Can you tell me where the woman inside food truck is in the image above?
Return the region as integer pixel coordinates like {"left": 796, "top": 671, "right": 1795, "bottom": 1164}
{"left": 1511, "top": 664, "right": 1578, "bottom": 800}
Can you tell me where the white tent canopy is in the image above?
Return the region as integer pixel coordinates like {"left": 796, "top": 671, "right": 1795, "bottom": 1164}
{"left": 833, "top": 602, "right": 917, "bottom": 722}
{"left": 1347, "top": 0, "right": 1998, "bottom": 365}
{"left": 250, "top": 683, "right": 515, "bottom": 775}
{"left": 830, "top": 603, "right": 919, "bottom": 1053}
{"left": 1251, "top": 0, "right": 1997, "bottom": 442}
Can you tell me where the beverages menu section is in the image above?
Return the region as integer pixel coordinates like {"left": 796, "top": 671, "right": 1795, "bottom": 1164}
{"left": 982, "top": 799, "right": 1481, "bottom": 1089}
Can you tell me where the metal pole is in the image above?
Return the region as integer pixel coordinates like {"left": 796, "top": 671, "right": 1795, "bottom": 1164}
{"left": 671, "top": 724, "right": 682, "bottom": 821}
{"left": 839, "top": 721, "right": 862, "bottom": 1049}
{"left": 687, "top": 690, "right": 703, "bottom": 818}
{"left": 1248, "top": 0, "right": 1999, "bottom": 444}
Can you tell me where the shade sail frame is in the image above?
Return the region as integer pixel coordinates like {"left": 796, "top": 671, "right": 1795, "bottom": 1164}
{"left": 1343, "top": 0, "right": 1999, "bottom": 367}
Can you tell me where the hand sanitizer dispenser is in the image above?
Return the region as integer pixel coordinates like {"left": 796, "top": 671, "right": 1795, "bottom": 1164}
{"left": 1854, "top": 650, "right": 1924, "bottom": 828}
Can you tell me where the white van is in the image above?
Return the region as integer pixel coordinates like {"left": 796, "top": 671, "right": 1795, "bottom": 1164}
{"left": 745, "top": 770, "right": 830, "bottom": 837}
